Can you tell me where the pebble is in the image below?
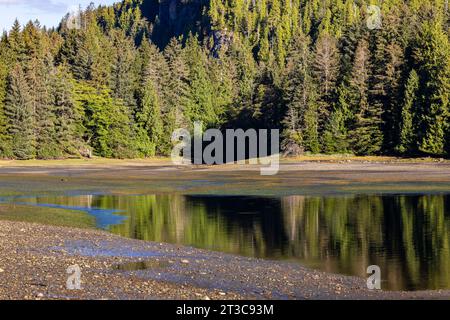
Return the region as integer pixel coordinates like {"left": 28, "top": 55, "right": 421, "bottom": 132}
{"left": 0, "top": 219, "right": 446, "bottom": 300}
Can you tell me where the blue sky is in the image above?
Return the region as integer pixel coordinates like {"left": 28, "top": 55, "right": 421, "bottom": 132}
{"left": 0, "top": 0, "right": 118, "bottom": 32}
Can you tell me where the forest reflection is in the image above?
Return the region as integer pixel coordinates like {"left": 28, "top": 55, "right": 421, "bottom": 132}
{"left": 20, "top": 193, "right": 450, "bottom": 291}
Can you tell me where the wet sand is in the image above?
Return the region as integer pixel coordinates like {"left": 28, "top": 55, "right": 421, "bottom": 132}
{"left": 0, "top": 220, "right": 449, "bottom": 300}
{"left": 1, "top": 160, "right": 450, "bottom": 197}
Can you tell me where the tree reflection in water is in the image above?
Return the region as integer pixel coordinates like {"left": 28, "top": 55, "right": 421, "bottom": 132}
{"left": 20, "top": 193, "right": 450, "bottom": 291}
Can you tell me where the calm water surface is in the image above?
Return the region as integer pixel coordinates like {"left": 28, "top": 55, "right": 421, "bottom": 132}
{"left": 11, "top": 193, "right": 450, "bottom": 291}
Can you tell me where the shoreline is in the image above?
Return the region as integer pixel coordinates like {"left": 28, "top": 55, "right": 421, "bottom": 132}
{"left": 0, "top": 220, "right": 449, "bottom": 300}
{"left": 0, "top": 155, "right": 449, "bottom": 168}
{"left": 1, "top": 161, "right": 450, "bottom": 198}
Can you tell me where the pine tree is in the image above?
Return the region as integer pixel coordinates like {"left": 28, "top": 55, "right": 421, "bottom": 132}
{"left": 4, "top": 64, "right": 35, "bottom": 159}
{"left": 208, "top": 49, "right": 235, "bottom": 127}
{"left": 282, "top": 33, "right": 319, "bottom": 155}
{"left": 313, "top": 34, "right": 340, "bottom": 135}
{"left": 397, "top": 69, "right": 419, "bottom": 155}
{"left": 28, "top": 53, "right": 59, "bottom": 159}
{"left": 413, "top": 20, "right": 450, "bottom": 155}
{"left": 74, "top": 82, "right": 137, "bottom": 159}
{"left": 138, "top": 77, "right": 163, "bottom": 156}
{"left": 164, "top": 38, "right": 190, "bottom": 129}
{"left": 322, "top": 108, "right": 349, "bottom": 154}
{"left": 253, "top": 66, "right": 284, "bottom": 129}
{"left": 110, "top": 30, "right": 138, "bottom": 112}
{"left": 85, "top": 17, "right": 114, "bottom": 87}
{"left": 349, "top": 38, "right": 383, "bottom": 155}
{"left": 0, "top": 46, "right": 8, "bottom": 156}
{"left": 225, "top": 38, "right": 257, "bottom": 128}
{"left": 136, "top": 40, "right": 166, "bottom": 156}
{"left": 184, "top": 35, "right": 217, "bottom": 128}
{"left": 7, "top": 20, "right": 26, "bottom": 64}
{"left": 370, "top": 9, "right": 405, "bottom": 153}
{"left": 53, "top": 65, "right": 86, "bottom": 157}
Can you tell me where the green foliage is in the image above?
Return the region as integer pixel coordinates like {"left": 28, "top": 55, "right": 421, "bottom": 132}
{"left": 0, "top": 0, "right": 448, "bottom": 159}
{"left": 74, "top": 81, "right": 138, "bottom": 158}
{"left": 322, "top": 108, "right": 349, "bottom": 154}
{"left": 4, "top": 64, "right": 35, "bottom": 159}
{"left": 185, "top": 35, "right": 218, "bottom": 128}
{"left": 0, "top": 52, "right": 8, "bottom": 155}
{"left": 281, "top": 34, "right": 319, "bottom": 155}
{"left": 137, "top": 62, "right": 165, "bottom": 156}
{"left": 397, "top": 70, "right": 419, "bottom": 154}
{"left": 413, "top": 20, "right": 450, "bottom": 155}
{"left": 348, "top": 38, "right": 383, "bottom": 155}
{"left": 54, "top": 65, "right": 86, "bottom": 156}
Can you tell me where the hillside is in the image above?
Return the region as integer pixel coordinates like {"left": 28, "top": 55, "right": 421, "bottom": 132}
{"left": 0, "top": 0, "right": 448, "bottom": 159}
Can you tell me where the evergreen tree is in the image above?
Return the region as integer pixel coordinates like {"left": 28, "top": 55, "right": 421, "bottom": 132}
{"left": 53, "top": 65, "right": 86, "bottom": 157}
{"left": 313, "top": 34, "right": 340, "bottom": 136}
{"left": 74, "top": 82, "right": 137, "bottom": 158}
{"left": 0, "top": 1, "right": 448, "bottom": 160}
{"left": 184, "top": 35, "right": 217, "bottom": 128}
{"left": 7, "top": 20, "right": 26, "bottom": 64}
{"left": 136, "top": 40, "right": 167, "bottom": 156}
{"left": 282, "top": 33, "right": 319, "bottom": 155}
{"left": 4, "top": 64, "right": 35, "bottom": 159}
{"left": 164, "top": 38, "right": 190, "bottom": 124}
{"left": 413, "top": 20, "right": 450, "bottom": 155}
{"left": 28, "top": 53, "right": 59, "bottom": 159}
{"left": 397, "top": 69, "right": 419, "bottom": 155}
{"left": 371, "top": 9, "right": 405, "bottom": 153}
{"left": 348, "top": 38, "right": 383, "bottom": 155}
{"left": 322, "top": 108, "right": 349, "bottom": 154}
{"left": 0, "top": 47, "right": 8, "bottom": 155}
{"left": 110, "top": 30, "right": 138, "bottom": 112}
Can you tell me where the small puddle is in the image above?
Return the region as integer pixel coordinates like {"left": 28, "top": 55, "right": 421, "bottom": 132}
{"left": 114, "top": 260, "right": 170, "bottom": 271}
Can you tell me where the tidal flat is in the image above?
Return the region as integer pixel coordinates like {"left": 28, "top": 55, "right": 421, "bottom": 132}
{"left": 0, "top": 159, "right": 449, "bottom": 299}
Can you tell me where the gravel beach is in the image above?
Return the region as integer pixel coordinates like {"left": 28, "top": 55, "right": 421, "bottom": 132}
{"left": 0, "top": 220, "right": 449, "bottom": 300}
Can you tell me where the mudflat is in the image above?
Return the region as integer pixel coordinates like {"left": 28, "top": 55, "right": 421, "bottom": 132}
{"left": 0, "top": 159, "right": 450, "bottom": 196}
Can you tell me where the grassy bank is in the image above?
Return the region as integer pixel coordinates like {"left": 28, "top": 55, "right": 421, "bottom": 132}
{"left": 0, "top": 203, "right": 96, "bottom": 229}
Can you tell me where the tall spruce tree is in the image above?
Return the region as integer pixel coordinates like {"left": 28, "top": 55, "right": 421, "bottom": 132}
{"left": 136, "top": 40, "right": 166, "bottom": 156}
{"left": 74, "top": 82, "right": 137, "bottom": 158}
{"left": 0, "top": 45, "right": 8, "bottom": 156}
{"left": 4, "top": 64, "right": 35, "bottom": 159}
{"left": 282, "top": 33, "right": 319, "bottom": 155}
{"left": 349, "top": 38, "right": 383, "bottom": 155}
{"left": 413, "top": 20, "right": 450, "bottom": 155}
{"left": 164, "top": 38, "right": 191, "bottom": 129}
{"left": 397, "top": 69, "right": 420, "bottom": 155}
{"left": 53, "top": 64, "right": 86, "bottom": 157}
{"left": 313, "top": 34, "right": 340, "bottom": 138}
{"left": 184, "top": 35, "right": 217, "bottom": 128}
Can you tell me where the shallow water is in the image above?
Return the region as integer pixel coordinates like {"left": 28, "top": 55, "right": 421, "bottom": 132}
{"left": 7, "top": 192, "right": 450, "bottom": 291}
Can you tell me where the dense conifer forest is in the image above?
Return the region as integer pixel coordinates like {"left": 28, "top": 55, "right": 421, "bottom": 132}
{"left": 0, "top": 0, "right": 448, "bottom": 159}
